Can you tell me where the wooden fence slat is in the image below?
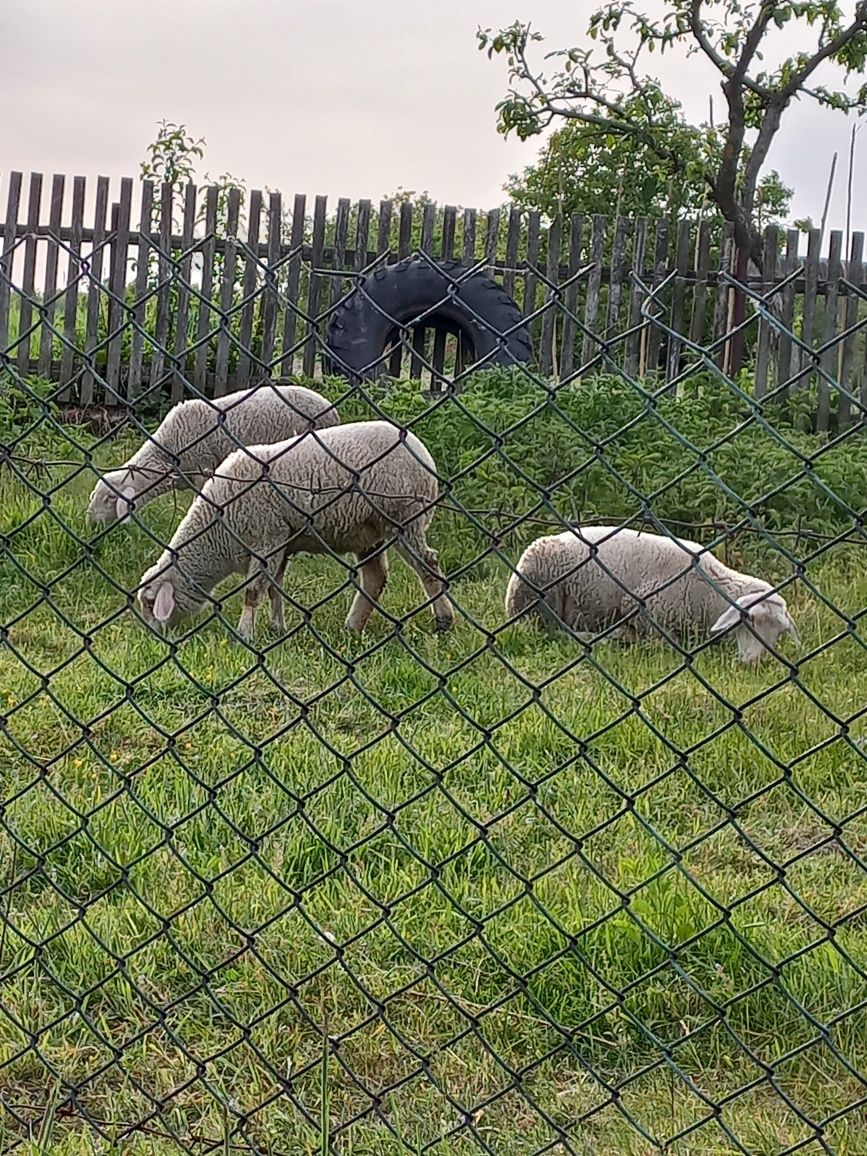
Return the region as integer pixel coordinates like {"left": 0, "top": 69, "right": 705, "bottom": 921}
{"left": 0, "top": 171, "right": 23, "bottom": 361}
{"left": 389, "top": 202, "right": 414, "bottom": 377}
{"left": 193, "top": 185, "right": 218, "bottom": 395}
{"left": 128, "top": 181, "right": 153, "bottom": 398}
{"left": 80, "top": 175, "right": 109, "bottom": 406}
{"left": 712, "top": 222, "right": 734, "bottom": 371}
{"left": 503, "top": 207, "right": 521, "bottom": 298}
{"left": 625, "top": 217, "right": 647, "bottom": 378}
{"left": 105, "top": 177, "right": 132, "bottom": 398}
{"left": 59, "top": 175, "right": 85, "bottom": 397}
{"left": 559, "top": 214, "right": 584, "bottom": 383}
{"left": 817, "top": 230, "right": 843, "bottom": 431}
{"left": 580, "top": 215, "right": 606, "bottom": 370}
{"left": 457, "top": 208, "right": 478, "bottom": 377}
{"left": 377, "top": 199, "right": 393, "bottom": 261}
{"left": 169, "top": 182, "right": 198, "bottom": 399}
{"left": 355, "top": 199, "right": 372, "bottom": 272}
{"left": 607, "top": 216, "right": 630, "bottom": 343}
{"left": 666, "top": 218, "right": 691, "bottom": 384}
{"left": 645, "top": 217, "right": 670, "bottom": 375}
{"left": 838, "top": 231, "right": 864, "bottom": 428}
{"left": 260, "top": 191, "right": 282, "bottom": 373}
{"left": 37, "top": 174, "right": 65, "bottom": 380}
{"left": 235, "top": 188, "right": 262, "bottom": 390}
{"left": 688, "top": 219, "right": 713, "bottom": 349}
{"left": 522, "top": 211, "right": 542, "bottom": 347}
{"left": 148, "top": 182, "right": 174, "bottom": 398}
{"left": 409, "top": 201, "right": 437, "bottom": 381}
{"left": 776, "top": 229, "right": 801, "bottom": 392}
{"left": 798, "top": 227, "right": 822, "bottom": 392}
{"left": 17, "top": 172, "right": 43, "bottom": 379}
{"left": 432, "top": 206, "right": 458, "bottom": 384}
{"left": 485, "top": 208, "right": 500, "bottom": 270}
{"left": 302, "top": 194, "right": 327, "bottom": 378}
{"left": 214, "top": 186, "right": 242, "bottom": 397}
{"left": 754, "top": 226, "right": 779, "bottom": 399}
{"left": 330, "top": 197, "right": 351, "bottom": 314}
{"left": 280, "top": 193, "right": 307, "bottom": 370}
{"left": 539, "top": 215, "right": 562, "bottom": 377}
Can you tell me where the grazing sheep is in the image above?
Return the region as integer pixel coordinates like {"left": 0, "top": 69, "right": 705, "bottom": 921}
{"left": 135, "top": 420, "right": 455, "bottom": 641}
{"left": 504, "top": 524, "right": 800, "bottom": 664}
{"left": 87, "top": 382, "right": 340, "bottom": 525}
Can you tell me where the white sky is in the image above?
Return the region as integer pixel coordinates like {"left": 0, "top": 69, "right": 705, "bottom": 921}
{"left": 2, "top": 0, "right": 866, "bottom": 237}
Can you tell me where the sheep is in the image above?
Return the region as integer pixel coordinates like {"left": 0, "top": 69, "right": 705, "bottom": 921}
{"left": 135, "top": 420, "right": 455, "bottom": 641}
{"left": 87, "top": 381, "right": 340, "bottom": 526}
{"left": 504, "top": 524, "right": 800, "bottom": 665}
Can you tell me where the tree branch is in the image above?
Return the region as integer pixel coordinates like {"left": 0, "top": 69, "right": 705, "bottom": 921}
{"left": 780, "top": 1, "right": 867, "bottom": 99}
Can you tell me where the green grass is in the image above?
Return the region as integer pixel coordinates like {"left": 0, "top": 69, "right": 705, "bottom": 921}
{"left": 0, "top": 417, "right": 866, "bottom": 1155}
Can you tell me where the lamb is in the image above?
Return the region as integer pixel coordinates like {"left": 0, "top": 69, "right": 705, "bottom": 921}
{"left": 135, "top": 420, "right": 455, "bottom": 641}
{"left": 504, "top": 524, "right": 800, "bottom": 665}
{"left": 87, "top": 382, "right": 340, "bottom": 525}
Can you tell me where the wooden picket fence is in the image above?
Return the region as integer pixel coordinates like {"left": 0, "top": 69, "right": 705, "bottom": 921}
{"left": 1, "top": 170, "right": 866, "bottom": 429}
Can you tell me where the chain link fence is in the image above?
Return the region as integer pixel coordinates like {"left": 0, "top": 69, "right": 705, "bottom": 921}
{"left": 0, "top": 204, "right": 866, "bottom": 1156}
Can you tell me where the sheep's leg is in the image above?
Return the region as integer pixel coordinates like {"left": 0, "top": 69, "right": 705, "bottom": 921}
{"left": 238, "top": 558, "right": 271, "bottom": 642}
{"left": 345, "top": 543, "right": 389, "bottom": 633}
{"left": 393, "top": 534, "right": 454, "bottom": 634}
{"left": 269, "top": 550, "right": 289, "bottom": 634}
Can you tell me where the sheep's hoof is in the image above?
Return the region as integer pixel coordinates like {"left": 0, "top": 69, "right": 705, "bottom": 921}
{"left": 344, "top": 616, "right": 366, "bottom": 634}
{"left": 435, "top": 615, "right": 454, "bottom": 634}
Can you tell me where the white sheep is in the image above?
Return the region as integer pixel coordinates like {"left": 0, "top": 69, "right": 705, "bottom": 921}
{"left": 135, "top": 420, "right": 455, "bottom": 641}
{"left": 87, "top": 382, "right": 340, "bottom": 525}
{"left": 504, "top": 524, "right": 800, "bottom": 664}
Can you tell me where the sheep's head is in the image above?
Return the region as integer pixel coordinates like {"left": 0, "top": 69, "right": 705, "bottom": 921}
{"left": 710, "top": 588, "right": 800, "bottom": 664}
{"left": 136, "top": 561, "right": 206, "bottom": 632}
{"left": 87, "top": 469, "right": 138, "bottom": 526}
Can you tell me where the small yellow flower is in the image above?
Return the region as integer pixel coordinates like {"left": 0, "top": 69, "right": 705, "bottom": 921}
{"left": 73, "top": 758, "right": 83, "bottom": 768}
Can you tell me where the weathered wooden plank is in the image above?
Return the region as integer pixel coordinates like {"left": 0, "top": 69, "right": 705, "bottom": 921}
{"left": 330, "top": 197, "right": 351, "bottom": 314}
{"left": 559, "top": 214, "right": 584, "bottom": 382}
{"left": 580, "top": 215, "right": 606, "bottom": 370}
{"left": 838, "top": 231, "right": 864, "bottom": 427}
{"left": 59, "top": 175, "right": 85, "bottom": 396}
{"left": 432, "top": 205, "right": 458, "bottom": 384}
{"left": 35, "top": 174, "right": 65, "bottom": 380}
{"left": 776, "top": 229, "right": 801, "bottom": 393}
{"left": 128, "top": 180, "right": 154, "bottom": 398}
{"left": 522, "top": 211, "right": 542, "bottom": 347}
{"left": 816, "top": 229, "right": 843, "bottom": 431}
{"left": 666, "top": 218, "right": 691, "bottom": 383}
{"left": 461, "top": 208, "right": 477, "bottom": 265}
{"left": 377, "top": 199, "right": 393, "bottom": 261}
{"left": 16, "top": 172, "right": 43, "bottom": 379}
{"left": 171, "top": 182, "right": 198, "bottom": 398}
{"left": 502, "top": 207, "right": 522, "bottom": 298}
{"left": 625, "top": 217, "right": 648, "bottom": 378}
{"left": 711, "top": 221, "right": 734, "bottom": 371}
{"left": 214, "top": 186, "right": 242, "bottom": 397}
{"left": 0, "top": 171, "right": 23, "bottom": 361}
{"left": 754, "top": 226, "right": 779, "bottom": 400}
{"left": 389, "top": 201, "right": 414, "bottom": 376}
{"left": 148, "top": 182, "right": 174, "bottom": 398}
{"left": 645, "top": 217, "right": 670, "bottom": 376}
{"left": 688, "top": 219, "right": 713, "bottom": 349}
{"left": 230, "top": 186, "right": 259, "bottom": 389}
{"left": 797, "top": 227, "right": 822, "bottom": 392}
{"left": 80, "top": 175, "right": 109, "bottom": 405}
{"left": 260, "top": 191, "right": 282, "bottom": 373}
{"left": 539, "top": 215, "right": 562, "bottom": 377}
{"left": 606, "top": 216, "right": 630, "bottom": 345}
{"left": 354, "top": 199, "right": 372, "bottom": 271}
{"left": 280, "top": 193, "right": 307, "bottom": 371}
{"left": 193, "top": 185, "right": 219, "bottom": 395}
{"left": 302, "top": 194, "right": 327, "bottom": 378}
{"left": 105, "top": 177, "right": 132, "bottom": 399}
{"left": 408, "top": 203, "right": 437, "bottom": 380}
{"left": 485, "top": 207, "right": 500, "bottom": 270}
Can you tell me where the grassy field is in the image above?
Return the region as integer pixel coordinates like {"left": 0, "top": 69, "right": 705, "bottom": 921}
{"left": 0, "top": 413, "right": 865, "bottom": 1156}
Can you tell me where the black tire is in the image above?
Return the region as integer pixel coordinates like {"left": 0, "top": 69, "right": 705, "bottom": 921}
{"left": 322, "top": 258, "right": 533, "bottom": 383}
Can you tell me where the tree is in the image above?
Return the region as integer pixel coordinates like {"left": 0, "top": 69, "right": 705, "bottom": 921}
{"left": 479, "top": 2, "right": 867, "bottom": 368}
{"left": 506, "top": 89, "right": 792, "bottom": 226}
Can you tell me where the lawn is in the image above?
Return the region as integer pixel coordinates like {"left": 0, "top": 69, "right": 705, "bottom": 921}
{"left": 0, "top": 410, "right": 865, "bottom": 1156}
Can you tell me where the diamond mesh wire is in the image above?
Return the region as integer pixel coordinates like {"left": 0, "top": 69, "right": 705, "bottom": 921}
{"left": 0, "top": 209, "right": 866, "bottom": 1156}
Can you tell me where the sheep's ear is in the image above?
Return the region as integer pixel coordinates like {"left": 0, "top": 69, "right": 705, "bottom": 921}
{"left": 710, "top": 604, "right": 742, "bottom": 634}
{"left": 116, "top": 485, "right": 137, "bottom": 523}
{"left": 152, "top": 582, "right": 175, "bottom": 622}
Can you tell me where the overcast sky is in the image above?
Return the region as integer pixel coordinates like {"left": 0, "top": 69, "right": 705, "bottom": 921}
{"left": 3, "top": 0, "right": 866, "bottom": 238}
